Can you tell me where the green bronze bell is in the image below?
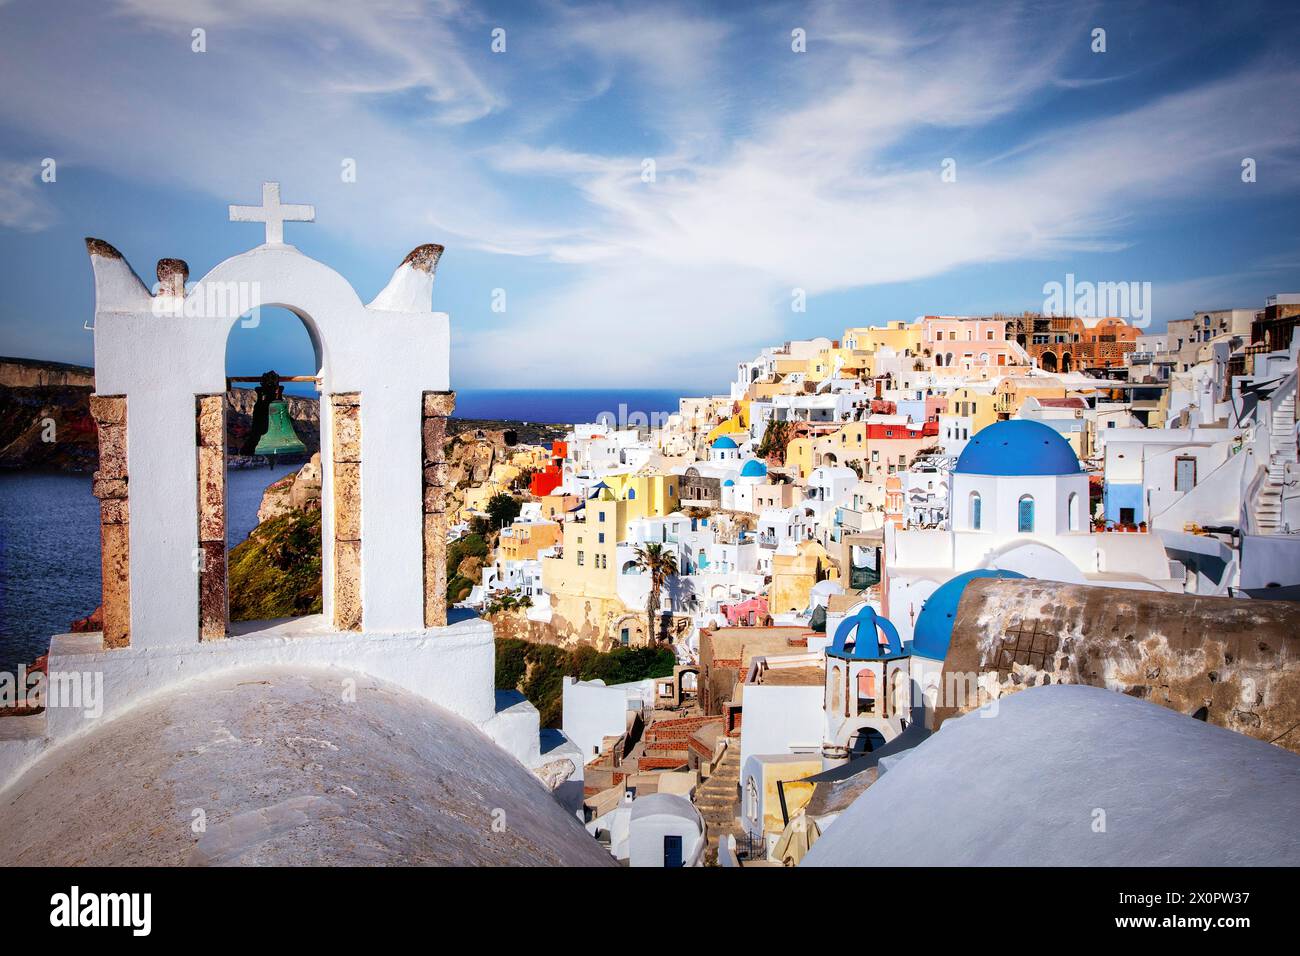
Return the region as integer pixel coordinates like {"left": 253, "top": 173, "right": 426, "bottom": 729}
{"left": 254, "top": 398, "right": 307, "bottom": 458}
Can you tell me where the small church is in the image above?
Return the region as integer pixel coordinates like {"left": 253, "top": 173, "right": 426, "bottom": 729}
{"left": 0, "top": 185, "right": 611, "bottom": 866}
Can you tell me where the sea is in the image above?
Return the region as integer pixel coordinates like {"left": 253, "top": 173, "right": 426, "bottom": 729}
{"left": 0, "top": 388, "right": 690, "bottom": 672}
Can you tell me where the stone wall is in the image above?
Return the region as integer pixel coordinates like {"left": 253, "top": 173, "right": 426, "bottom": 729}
{"left": 196, "top": 395, "right": 228, "bottom": 640}
{"left": 331, "top": 393, "right": 362, "bottom": 630}
{"left": 941, "top": 578, "right": 1300, "bottom": 751}
{"left": 422, "top": 391, "right": 454, "bottom": 627}
{"left": 89, "top": 395, "right": 129, "bottom": 648}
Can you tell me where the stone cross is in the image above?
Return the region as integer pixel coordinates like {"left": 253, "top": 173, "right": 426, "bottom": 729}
{"left": 229, "top": 182, "right": 315, "bottom": 245}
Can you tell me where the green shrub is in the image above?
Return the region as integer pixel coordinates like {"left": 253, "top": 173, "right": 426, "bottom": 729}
{"left": 494, "top": 637, "right": 676, "bottom": 728}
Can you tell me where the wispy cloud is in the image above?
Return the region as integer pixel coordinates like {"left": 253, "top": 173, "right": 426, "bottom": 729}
{"left": 0, "top": 160, "right": 57, "bottom": 232}
{"left": 0, "top": 0, "right": 1297, "bottom": 386}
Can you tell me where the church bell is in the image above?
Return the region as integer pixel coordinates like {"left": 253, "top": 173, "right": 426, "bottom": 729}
{"left": 254, "top": 398, "right": 307, "bottom": 458}
{"left": 249, "top": 370, "right": 307, "bottom": 461}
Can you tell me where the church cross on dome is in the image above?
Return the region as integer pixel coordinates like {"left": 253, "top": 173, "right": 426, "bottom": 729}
{"left": 228, "top": 182, "right": 315, "bottom": 245}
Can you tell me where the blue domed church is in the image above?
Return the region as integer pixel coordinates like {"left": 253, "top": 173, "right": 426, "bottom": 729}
{"left": 882, "top": 419, "right": 1178, "bottom": 651}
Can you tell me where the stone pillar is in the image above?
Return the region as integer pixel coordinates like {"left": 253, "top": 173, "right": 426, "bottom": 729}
{"left": 422, "top": 391, "right": 455, "bottom": 628}
{"left": 90, "top": 395, "right": 130, "bottom": 648}
{"left": 332, "top": 393, "right": 363, "bottom": 631}
{"left": 196, "top": 394, "right": 228, "bottom": 641}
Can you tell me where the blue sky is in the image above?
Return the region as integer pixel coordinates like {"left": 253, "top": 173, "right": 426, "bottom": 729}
{"left": 1, "top": 0, "right": 1298, "bottom": 393}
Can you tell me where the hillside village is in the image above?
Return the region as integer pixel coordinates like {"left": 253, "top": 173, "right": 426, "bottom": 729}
{"left": 458, "top": 300, "right": 1300, "bottom": 865}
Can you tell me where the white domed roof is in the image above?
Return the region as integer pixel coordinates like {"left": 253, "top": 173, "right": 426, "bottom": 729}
{"left": 802, "top": 685, "right": 1300, "bottom": 866}
{"left": 0, "top": 668, "right": 614, "bottom": 867}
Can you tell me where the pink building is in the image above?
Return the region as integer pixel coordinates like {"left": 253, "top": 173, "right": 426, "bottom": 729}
{"left": 921, "top": 316, "right": 1026, "bottom": 379}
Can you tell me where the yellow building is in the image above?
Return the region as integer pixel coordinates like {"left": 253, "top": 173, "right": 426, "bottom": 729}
{"left": 707, "top": 401, "right": 750, "bottom": 444}
{"left": 841, "top": 321, "right": 924, "bottom": 356}
{"left": 945, "top": 387, "right": 999, "bottom": 432}
{"left": 770, "top": 539, "right": 838, "bottom": 614}
{"left": 746, "top": 753, "right": 821, "bottom": 853}
{"left": 807, "top": 346, "right": 873, "bottom": 384}
{"left": 785, "top": 435, "right": 814, "bottom": 479}
{"left": 541, "top": 495, "right": 629, "bottom": 604}
{"left": 498, "top": 520, "right": 562, "bottom": 562}
{"left": 538, "top": 493, "right": 580, "bottom": 521}
{"left": 602, "top": 473, "right": 682, "bottom": 521}
{"left": 540, "top": 494, "right": 656, "bottom": 648}
{"left": 994, "top": 376, "right": 1066, "bottom": 417}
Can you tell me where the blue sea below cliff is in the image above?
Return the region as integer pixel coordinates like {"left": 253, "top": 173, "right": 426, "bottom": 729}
{"left": 0, "top": 465, "right": 295, "bottom": 671}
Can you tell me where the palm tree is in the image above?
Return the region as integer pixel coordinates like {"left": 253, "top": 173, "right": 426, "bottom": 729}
{"left": 633, "top": 542, "right": 678, "bottom": 644}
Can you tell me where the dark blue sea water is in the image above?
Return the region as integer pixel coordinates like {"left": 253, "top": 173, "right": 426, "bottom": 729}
{"left": 0, "top": 466, "right": 294, "bottom": 671}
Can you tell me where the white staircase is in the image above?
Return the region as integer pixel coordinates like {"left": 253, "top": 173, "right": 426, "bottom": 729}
{"left": 1256, "top": 388, "right": 1296, "bottom": 533}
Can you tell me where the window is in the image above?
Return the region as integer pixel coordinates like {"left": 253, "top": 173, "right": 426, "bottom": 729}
{"left": 577, "top": 551, "right": 585, "bottom": 566}
{"left": 987, "top": 330, "right": 995, "bottom": 340}
{"left": 598, "top": 532, "right": 605, "bottom": 543}
{"left": 1017, "top": 495, "right": 1035, "bottom": 533}
{"left": 970, "top": 492, "right": 982, "bottom": 530}
{"left": 620, "top": 627, "right": 630, "bottom": 646}
{"left": 598, "top": 511, "right": 606, "bottom": 522}
{"left": 1068, "top": 492, "right": 1079, "bottom": 531}
{"left": 628, "top": 488, "right": 636, "bottom": 500}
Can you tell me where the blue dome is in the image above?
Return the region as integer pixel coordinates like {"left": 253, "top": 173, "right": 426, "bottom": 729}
{"left": 739, "top": 459, "right": 768, "bottom": 478}
{"left": 712, "top": 435, "right": 739, "bottom": 449}
{"left": 955, "top": 420, "right": 1080, "bottom": 476}
{"left": 722, "top": 479, "right": 735, "bottom": 487}
{"left": 912, "top": 570, "right": 1026, "bottom": 661}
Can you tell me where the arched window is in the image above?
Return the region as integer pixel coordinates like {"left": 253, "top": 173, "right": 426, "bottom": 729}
{"left": 829, "top": 665, "right": 843, "bottom": 715}
{"left": 627, "top": 488, "right": 636, "bottom": 500}
{"left": 1068, "top": 492, "right": 1079, "bottom": 531}
{"left": 1018, "top": 495, "right": 1035, "bottom": 533}
{"left": 970, "top": 492, "right": 982, "bottom": 530}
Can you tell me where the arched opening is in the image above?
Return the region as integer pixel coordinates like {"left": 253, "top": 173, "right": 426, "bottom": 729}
{"left": 1068, "top": 492, "right": 1080, "bottom": 531}
{"left": 829, "top": 665, "right": 843, "bottom": 714}
{"left": 970, "top": 491, "right": 982, "bottom": 530}
{"left": 621, "top": 560, "right": 640, "bottom": 575}
{"left": 1040, "top": 351, "right": 1058, "bottom": 373}
{"left": 222, "top": 307, "right": 325, "bottom": 631}
{"left": 1017, "top": 494, "right": 1035, "bottom": 533}
{"left": 1061, "top": 352, "right": 1073, "bottom": 373}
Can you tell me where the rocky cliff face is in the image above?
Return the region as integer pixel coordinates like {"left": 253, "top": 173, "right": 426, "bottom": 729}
{"left": 0, "top": 383, "right": 98, "bottom": 471}
{"left": 257, "top": 453, "right": 322, "bottom": 523}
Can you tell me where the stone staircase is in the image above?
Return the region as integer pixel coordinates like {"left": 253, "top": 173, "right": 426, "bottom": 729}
{"left": 695, "top": 740, "right": 743, "bottom": 865}
{"left": 1257, "top": 389, "right": 1296, "bottom": 533}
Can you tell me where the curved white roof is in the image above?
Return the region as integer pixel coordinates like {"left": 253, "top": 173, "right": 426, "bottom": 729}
{"left": 803, "top": 685, "right": 1300, "bottom": 866}
{"left": 0, "top": 668, "right": 615, "bottom": 867}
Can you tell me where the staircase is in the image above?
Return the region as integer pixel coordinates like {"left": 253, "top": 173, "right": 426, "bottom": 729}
{"left": 695, "top": 741, "right": 743, "bottom": 865}
{"left": 1257, "top": 388, "right": 1296, "bottom": 534}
